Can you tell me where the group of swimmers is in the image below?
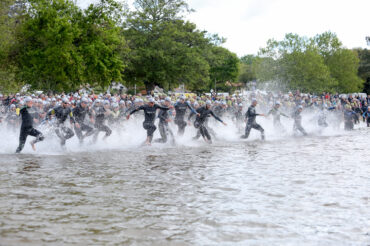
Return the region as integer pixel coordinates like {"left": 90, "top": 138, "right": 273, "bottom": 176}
{"left": 0, "top": 90, "right": 369, "bottom": 153}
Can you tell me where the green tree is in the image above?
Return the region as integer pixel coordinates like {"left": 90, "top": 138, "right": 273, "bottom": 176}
{"left": 312, "top": 32, "right": 363, "bottom": 92}
{"left": 0, "top": 0, "right": 26, "bottom": 92}
{"left": 257, "top": 32, "right": 363, "bottom": 93}
{"left": 258, "top": 33, "right": 335, "bottom": 92}
{"left": 238, "top": 54, "right": 257, "bottom": 83}
{"left": 326, "top": 49, "right": 363, "bottom": 92}
{"left": 354, "top": 48, "right": 370, "bottom": 93}
{"left": 78, "top": 0, "right": 128, "bottom": 90}
{"left": 11, "top": 0, "right": 127, "bottom": 92}
{"left": 124, "top": 0, "right": 212, "bottom": 92}
{"left": 205, "top": 46, "right": 239, "bottom": 92}
{"left": 13, "top": 0, "right": 85, "bottom": 91}
{"left": 280, "top": 49, "right": 336, "bottom": 92}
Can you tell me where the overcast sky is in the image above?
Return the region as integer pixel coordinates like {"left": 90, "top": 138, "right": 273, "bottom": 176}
{"left": 79, "top": 0, "right": 370, "bottom": 56}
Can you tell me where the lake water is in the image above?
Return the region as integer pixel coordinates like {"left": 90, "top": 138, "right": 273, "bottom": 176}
{"left": 0, "top": 118, "right": 369, "bottom": 245}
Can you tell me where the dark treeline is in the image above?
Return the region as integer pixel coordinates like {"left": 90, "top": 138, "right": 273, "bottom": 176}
{"left": 0, "top": 0, "right": 368, "bottom": 94}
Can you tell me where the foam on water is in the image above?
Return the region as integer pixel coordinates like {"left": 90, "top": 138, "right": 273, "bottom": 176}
{"left": 1, "top": 109, "right": 370, "bottom": 245}
{"left": 0, "top": 108, "right": 364, "bottom": 155}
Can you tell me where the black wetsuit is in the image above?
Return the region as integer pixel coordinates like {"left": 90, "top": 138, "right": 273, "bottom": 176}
{"left": 72, "top": 104, "right": 94, "bottom": 142}
{"left": 48, "top": 106, "right": 75, "bottom": 145}
{"left": 268, "top": 106, "right": 288, "bottom": 130}
{"left": 292, "top": 109, "right": 307, "bottom": 135}
{"left": 174, "top": 101, "right": 196, "bottom": 135}
{"left": 155, "top": 107, "right": 174, "bottom": 143}
{"left": 108, "top": 110, "right": 121, "bottom": 125}
{"left": 363, "top": 111, "right": 370, "bottom": 127}
{"left": 130, "top": 104, "right": 169, "bottom": 138}
{"left": 93, "top": 106, "right": 112, "bottom": 141}
{"left": 213, "top": 105, "right": 226, "bottom": 118}
{"left": 193, "top": 106, "right": 223, "bottom": 142}
{"left": 243, "top": 105, "right": 265, "bottom": 139}
{"left": 16, "top": 106, "right": 44, "bottom": 153}
{"left": 234, "top": 108, "right": 243, "bottom": 122}
{"left": 344, "top": 110, "right": 356, "bottom": 130}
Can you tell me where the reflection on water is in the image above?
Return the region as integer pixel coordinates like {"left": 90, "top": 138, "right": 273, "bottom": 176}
{"left": 1, "top": 129, "right": 370, "bottom": 245}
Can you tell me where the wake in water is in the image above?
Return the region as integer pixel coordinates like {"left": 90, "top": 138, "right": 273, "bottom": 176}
{"left": 0, "top": 91, "right": 368, "bottom": 155}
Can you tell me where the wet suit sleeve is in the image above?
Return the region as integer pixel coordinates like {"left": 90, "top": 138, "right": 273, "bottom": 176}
{"left": 158, "top": 110, "right": 166, "bottom": 121}
{"left": 245, "top": 107, "right": 259, "bottom": 118}
{"left": 186, "top": 102, "right": 197, "bottom": 114}
{"left": 280, "top": 112, "right": 289, "bottom": 117}
{"left": 188, "top": 111, "right": 195, "bottom": 121}
{"left": 210, "top": 110, "right": 223, "bottom": 123}
{"left": 19, "top": 107, "right": 26, "bottom": 116}
{"left": 155, "top": 104, "right": 169, "bottom": 111}
{"left": 248, "top": 109, "right": 259, "bottom": 117}
{"left": 129, "top": 105, "right": 145, "bottom": 115}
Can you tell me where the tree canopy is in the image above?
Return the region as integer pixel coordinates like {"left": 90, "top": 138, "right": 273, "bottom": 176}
{"left": 0, "top": 1, "right": 366, "bottom": 94}
{"left": 8, "top": 0, "right": 127, "bottom": 92}
{"left": 255, "top": 32, "right": 364, "bottom": 93}
{"left": 123, "top": 0, "right": 238, "bottom": 92}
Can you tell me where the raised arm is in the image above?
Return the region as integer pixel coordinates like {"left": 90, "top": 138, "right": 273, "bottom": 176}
{"left": 155, "top": 104, "right": 169, "bottom": 111}
{"left": 129, "top": 105, "right": 145, "bottom": 115}
{"left": 210, "top": 110, "right": 223, "bottom": 123}
{"left": 186, "top": 102, "right": 197, "bottom": 114}
{"left": 188, "top": 111, "right": 196, "bottom": 121}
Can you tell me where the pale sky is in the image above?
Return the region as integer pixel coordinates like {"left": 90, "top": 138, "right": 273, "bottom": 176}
{"left": 79, "top": 0, "right": 370, "bottom": 56}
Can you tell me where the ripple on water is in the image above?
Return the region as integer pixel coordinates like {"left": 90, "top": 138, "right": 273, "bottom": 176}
{"left": 1, "top": 131, "right": 370, "bottom": 245}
